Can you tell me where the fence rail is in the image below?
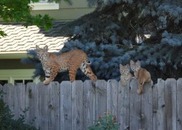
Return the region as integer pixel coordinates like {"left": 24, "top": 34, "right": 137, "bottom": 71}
{"left": 0, "top": 78, "right": 182, "bottom": 130}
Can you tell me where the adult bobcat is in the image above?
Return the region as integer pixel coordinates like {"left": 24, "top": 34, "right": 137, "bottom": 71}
{"left": 35, "top": 45, "right": 97, "bottom": 84}
{"left": 119, "top": 64, "right": 132, "bottom": 86}
{"left": 130, "top": 60, "right": 153, "bottom": 94}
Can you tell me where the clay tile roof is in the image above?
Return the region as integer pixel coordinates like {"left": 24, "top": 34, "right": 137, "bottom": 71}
{"left": 0, "top": 22, "right": 69, "bottom": 54}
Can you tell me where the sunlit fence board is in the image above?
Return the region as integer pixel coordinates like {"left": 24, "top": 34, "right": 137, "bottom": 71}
{"left": 0, "top": 78, "right": 182, "bottom": 130}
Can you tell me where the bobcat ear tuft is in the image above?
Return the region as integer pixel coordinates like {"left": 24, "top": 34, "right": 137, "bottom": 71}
{"left": 130, "top": 60, "right": 134, "bottom": 64}
{"left": 119, "top": 64, "right": 123, "bottom": 73}
{"left": 36, "top": 45, "right": 39, "bottom": 49}
{"left": 120, "top": 64, "right": 124, "bottom": 71}
{"left": 136, "top": 60, "right": 141, "bottom": 67}
{"left": 120, "top": 64, "right": 123, "bottom": 68}
{"left": 44, "top": 45, "right": 48, "bottom": 51}
{"left": 126, "top": 64, "right": 130, "bottom": 68}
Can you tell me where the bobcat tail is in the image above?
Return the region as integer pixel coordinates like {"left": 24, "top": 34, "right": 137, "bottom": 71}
{"left": 86, "top": 59, "right": 91, "bottom": 65}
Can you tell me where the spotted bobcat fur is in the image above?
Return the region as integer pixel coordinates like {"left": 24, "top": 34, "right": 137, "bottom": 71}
{"left": 35, "top": 45, "right": 97, "bottom": 84}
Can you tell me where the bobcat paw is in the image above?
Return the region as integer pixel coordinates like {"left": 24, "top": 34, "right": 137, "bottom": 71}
{"left": 150, "top": 80, "right": 153, "bottom": 85}
{"left": 43, "top": 80, "right": 50, "bottom": 85}
{"left": 137, "top": 89, "right": 142, "bottom": 95}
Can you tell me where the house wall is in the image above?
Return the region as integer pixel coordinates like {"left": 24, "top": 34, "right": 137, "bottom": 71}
{"left": 0, "top": 59, "right": 33, "bottom": 69}
{"left": 31, "top": 0, "right": 95, "bottom": 21}
{"left": 0, "top": 59, "right": 38, "bottom": 84}
{"left": 0, "top": 69, "right": 39, "bottom": 85}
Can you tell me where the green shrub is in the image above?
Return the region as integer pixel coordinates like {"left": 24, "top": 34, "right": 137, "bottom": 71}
{"left": 0, "top": 91, "right": 38, "bottom": 130}
{"left": 88, "top": 114, "right": 119, "bottom": 130}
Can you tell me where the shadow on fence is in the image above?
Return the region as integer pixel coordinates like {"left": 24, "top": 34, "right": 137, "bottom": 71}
{"left": 0, "top": 78, "right": 182, "bottom": 130}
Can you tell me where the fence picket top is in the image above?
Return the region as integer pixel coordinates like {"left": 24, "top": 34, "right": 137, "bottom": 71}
{"left": 60, "top": 80, "right": 72, "bottom": 86}
{"left": 1, "top": 78, "right": 182, "bottom": 130}
{"left": 157, "top": 78, "right": 165, "bottom": 83}
{"left": 3, "top": 83, "right": 14, "bottom": 87}
{"left": 72, "top": 80, "right": 83, "bottom": 88}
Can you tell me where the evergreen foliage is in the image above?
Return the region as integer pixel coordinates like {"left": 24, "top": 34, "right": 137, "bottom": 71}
{"left": 0, "top": 0, "right": 71, "bottom": 36}
{"left": 0, "top": 91, "right": 38, "bottom": 130}
{"left": 22, "top": 0, "right": 182, "bottom": 82}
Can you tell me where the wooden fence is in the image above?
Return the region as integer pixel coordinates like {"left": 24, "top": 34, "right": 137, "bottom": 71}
{"left": 0, "top": 78, "right": 182, "bottom": 130}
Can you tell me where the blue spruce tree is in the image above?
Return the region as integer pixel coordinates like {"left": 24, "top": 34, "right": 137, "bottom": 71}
{"left": 22, "top": 0, "right": 182, "bottom": 83}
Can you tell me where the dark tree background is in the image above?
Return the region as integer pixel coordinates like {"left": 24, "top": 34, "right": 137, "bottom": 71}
{"left": 23, "top": 0, "right": 182, "bottom": 83}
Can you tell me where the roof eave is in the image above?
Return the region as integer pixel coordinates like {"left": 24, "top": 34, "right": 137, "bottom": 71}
{"left": 0, "top": 52, "right": 28, "bottom": 59}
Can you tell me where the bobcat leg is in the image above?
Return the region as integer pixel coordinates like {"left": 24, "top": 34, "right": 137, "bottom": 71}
{"left": 137, "top": 81, "right": 144, "bottom": 94}
{"left": 86, "top": 66, "right": 97, "bottom": 81}
{"left": 69, "top": 68, "right": 77, "bottom": 82}
{"left": 43, "top": 78, "right": 53, "bottom": 85}
{"left": 80, "top": 63, "right": 97, "bottom": 81}
{"left": 43, "top": 67, "right": 58, "bottom": 85}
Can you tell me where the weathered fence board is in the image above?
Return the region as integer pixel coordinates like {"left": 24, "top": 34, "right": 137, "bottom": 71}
{"left": 60, "top": 81, "right": 72, "bottom": 130}
{"left": 129, "top": 78, "right": 142, "bottom": 130}
{"left": 165, "top": 79, "right": 177, "bottom": 130}
{"left": 177, "top": 78, "right": 182, "bottom": 130}
{"left": 39, "top": 83, "right": 49, "bottom": 130}
{"left": 83, "top": 80, "right": 96, "bottom": 130}
{"left": 25, "top": 82, "right": 40, "bottom": 128}
{"left": 157, "top": 79, "right": 166, "bottom": 130}
{"left": 72, "top": 81, "right": 84, "bottom": 130}
{"left": 95, "top": 80, "right": 107, "bottom": 118}
{"left": 107, "top": 80, "right": 118, "bottom": 116}
{"left": 0, "top": 78, "right": 182, "bottom": 130}
{"left": 141, "top": 82, "right": 153, "bottom": 130}
{"left": 118, "top": 80, "right": 130, "bottom": 130}
{"left": 48, "top": 82, "right": 60, "bottom": 130}
{"left": 152, "top": 83, "right": 158, "bottom": 130}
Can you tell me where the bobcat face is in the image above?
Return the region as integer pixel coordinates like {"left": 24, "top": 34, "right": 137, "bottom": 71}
{"left": 35, "top": 45, "right": 49, "bottom": 61}
{"left": 120, "top": 64, "right": 130, "bottom": 75}
{"left": 130, "top": 60, "right": 141, "bottom": 72}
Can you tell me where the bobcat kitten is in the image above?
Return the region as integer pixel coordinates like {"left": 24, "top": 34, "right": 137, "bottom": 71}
{"left": 35, "top": 45, "right": 97, "bottom": 84}
{"left": 130, "top": 60, "right": 152, "bottom": 94}
{"left": 120, "top": 64, "right": 132, "bottom": 86}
